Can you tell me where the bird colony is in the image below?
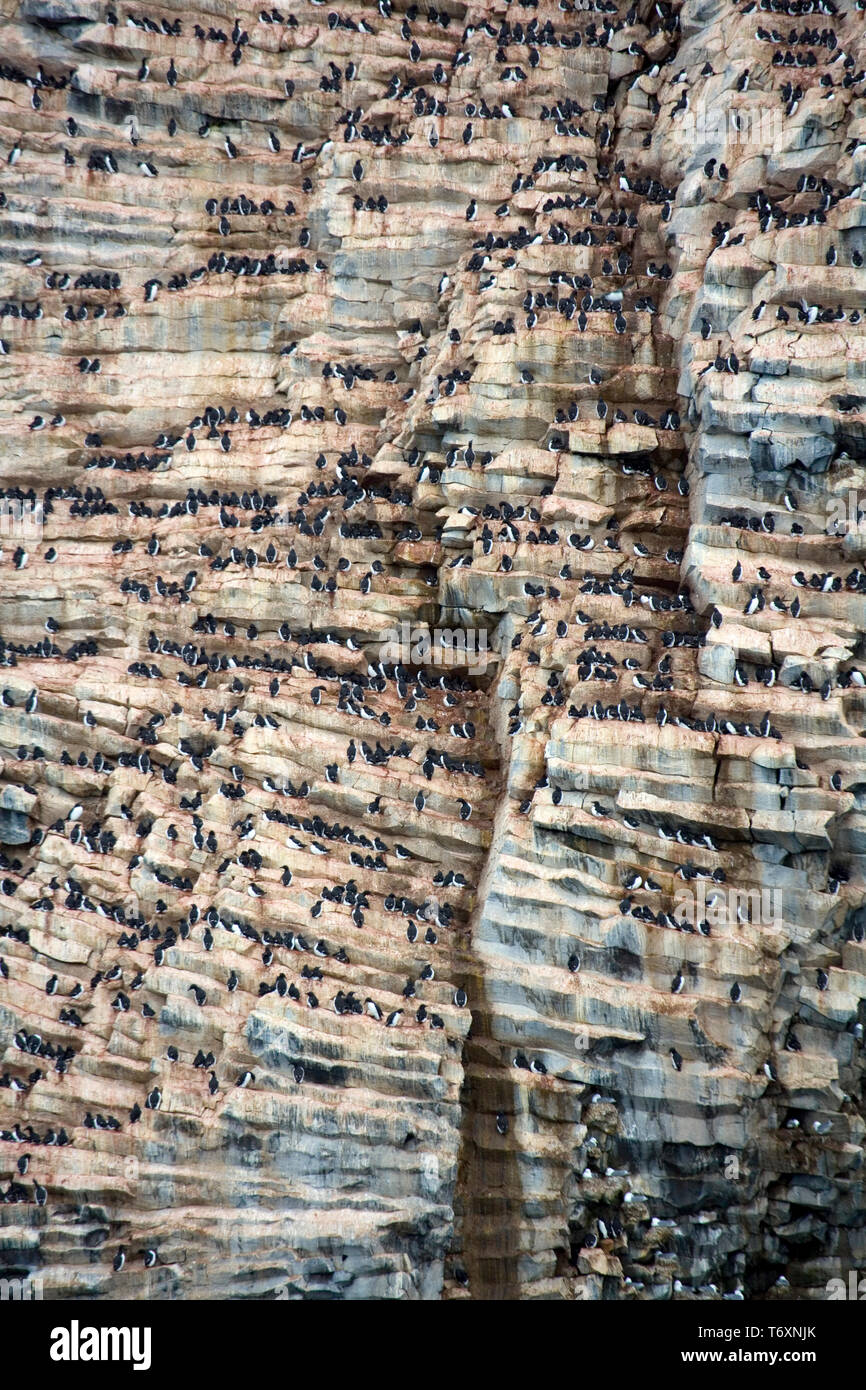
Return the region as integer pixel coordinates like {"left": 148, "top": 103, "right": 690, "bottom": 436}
{"left": 1, "top": 0, "right": 865, "bottom": 1301}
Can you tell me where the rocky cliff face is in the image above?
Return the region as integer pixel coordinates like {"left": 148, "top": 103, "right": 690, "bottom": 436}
{"left": 0, "top": 0, "right": 865, "bottom": 1301}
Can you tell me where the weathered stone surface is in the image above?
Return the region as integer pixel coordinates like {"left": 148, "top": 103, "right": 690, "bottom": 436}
{"left": 0, "top": 0, "right": 865, "bottom": 1303}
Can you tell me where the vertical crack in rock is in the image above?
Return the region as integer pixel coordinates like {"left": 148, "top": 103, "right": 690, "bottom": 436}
{"left": 0, "top": 0, "right": 865, "bottom": 1300}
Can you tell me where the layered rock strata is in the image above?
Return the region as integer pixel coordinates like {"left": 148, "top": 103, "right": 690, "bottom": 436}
{"left": 0, "top": 0, "right": 865, "bottom": 1299}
